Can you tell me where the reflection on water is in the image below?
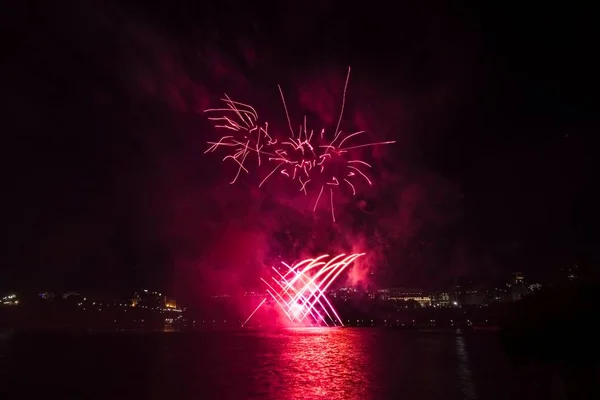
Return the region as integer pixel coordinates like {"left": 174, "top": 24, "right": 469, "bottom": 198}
{"left": 455, "top": 335, "right": 476, "bottom": 400}
{"left": 2, "top": 328, "right": 566, "bottom": 400}
{"left": 252, "top": 328, "right": 374, "bottom": 399}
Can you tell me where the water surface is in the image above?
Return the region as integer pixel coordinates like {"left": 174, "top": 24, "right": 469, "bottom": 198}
{"left": 1, "top": 328, "right": 569, "bottom": 399}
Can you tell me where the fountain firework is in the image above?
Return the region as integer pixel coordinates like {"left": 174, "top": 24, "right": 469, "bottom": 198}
{"left": 242, "top": 253, "right": 365, "bottom": 327}
{"left": 204, "top": 67, "right": 395, "bottom": 222}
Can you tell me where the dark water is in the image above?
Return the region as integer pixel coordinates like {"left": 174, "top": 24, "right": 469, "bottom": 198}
{"left": 0, "top": 328, "right": 575, "bottom": 399}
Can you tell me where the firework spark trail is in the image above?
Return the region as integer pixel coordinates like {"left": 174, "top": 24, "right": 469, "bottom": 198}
{"left": 276, "top": 265, "right": 341, "bottom": 325}
{"left": 205, "top": 68, "right": 395, "bottom": 221}
{"left": 283, "top": 254, "right": 356, "bottom": 320}
{"left": 273, "top": 264, "right": 334, "bottom": 324}
{"left": 204, "top": 96, "right": 276, "bottom": 183}
{"left": 261, "top": 278, "right": 294, "bottom": 322}
{"left": 241, "top": 298, "right": 266, "bottom": 328}
{"left": 278, "top": 253, "right": 364, "bottom": 325}
{"left": 242, "top": 253, "right": 365, "bottom": 327}
{"left": 296, "top": 254, "right": 363, "bottom": 322}
{"left": 269, "top": 275, "right": 326, "bottom": 324}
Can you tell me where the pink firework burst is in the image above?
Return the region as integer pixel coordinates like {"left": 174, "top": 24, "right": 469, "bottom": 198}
{"left": 242, "top": 253, "right": 365, "bottom": 327}
{"left": 204, "top": 95, "right": 276, "bottom": 183}
{"left": 205, "top": 67, "right": 395, "bottom": 221}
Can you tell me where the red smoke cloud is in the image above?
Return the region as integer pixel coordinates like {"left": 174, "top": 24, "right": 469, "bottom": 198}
{"left": 82, "top": 3, "right": 467, "bottom": 301}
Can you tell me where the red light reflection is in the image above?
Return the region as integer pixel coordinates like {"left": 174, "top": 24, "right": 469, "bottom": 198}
{"left": 251, "top": 328, "right": 375, "bottom": 399}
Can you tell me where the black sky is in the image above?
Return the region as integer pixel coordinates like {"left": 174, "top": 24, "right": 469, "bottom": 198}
{"left": 2, "top": 1, "right": 597, "bottom": 297}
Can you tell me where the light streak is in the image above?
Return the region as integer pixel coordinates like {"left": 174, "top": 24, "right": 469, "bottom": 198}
{"left": 242, "top": 253, "right": 365, "bottom": 327}
{"left": 330, "top": 188, "right": 335, "bottom": 223}
{"left": 278, "top": 85, "right": 294, "bottom": 137}
{"left": 347, "top": 165, "right": 372, "bottom": 185}
{"left": 343, "top": 179, "right": 356, "bottom": 195}
{"left": 333, "top": 66, "right": 352, "bottom": 143}
{"left": 241, "top": 298, "right": 266, "bottom": 328}
{"left": 313, "top": 186, "right": 324, "bottom": 212}
{"left": 204, "top": 67, "right": 395, "bottom": 221}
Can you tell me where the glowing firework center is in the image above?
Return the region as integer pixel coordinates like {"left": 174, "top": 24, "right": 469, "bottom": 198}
{"left": 243, "top": 253, "right": 365, "bottom": 327}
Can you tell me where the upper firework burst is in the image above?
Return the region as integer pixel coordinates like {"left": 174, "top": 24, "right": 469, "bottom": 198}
{"left": 204, "top": 67, "right": 395, "bottom": 222}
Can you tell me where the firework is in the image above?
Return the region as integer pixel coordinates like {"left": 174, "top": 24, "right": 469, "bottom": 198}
{"left": 205, "top": 67, "right": 395, "bottom": 221}
{"left": 242, "top": 253, "right": 365, "bottom": 327}
{"left": 204, "top": 95, "right": 276, "bottom": 184}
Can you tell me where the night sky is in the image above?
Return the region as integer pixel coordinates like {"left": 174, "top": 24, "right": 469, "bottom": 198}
{"left": 2, "top": 1, "right": 597, "bottom": 301}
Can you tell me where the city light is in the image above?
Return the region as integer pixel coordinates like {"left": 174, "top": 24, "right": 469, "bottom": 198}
{"left": 1, "top": 294, "right": 19, "bottom": 306}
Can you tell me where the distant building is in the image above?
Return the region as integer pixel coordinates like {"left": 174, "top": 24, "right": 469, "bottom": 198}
{"left": 1, "top": 293, "right": 19, "bottom": 306}
{"left": 132, "top": 289, "right": 160, "bottom": 308}
{"left": 378, "top": 288, "right": 431, "bottom": 306}
{"left": 529, "top": 283, "right": 542, "bottom": 292}
{"left": 562, "top": 265, "right": 579, "bottom": 281}
{"left": 432, "top": 292, "right": 451, "bottom": 307}
{"left": 454, "top": 276, "right": 474, "bottom": 292}
{"left": 460, "top": 285, "right": 487, "bottom": 306}
{"left": 508, "top": 272, "right": 529, "bottom": 301}
{"left": 513, "top": 272, "right": 525, "bottom": 286}
{"left": 39, "top": 292, "right": 55, "bottom": 301}
{"left": 165, "top": 298, "right": 177, "bottom": 309}
{"left": 487, "top": 287, "right": 510, "bottom": 303}
{"left": 131, "top": 289, "right": 179, "bottom": 311}
{"left": 332, "top": 287, "right": 362, "bottom": 301}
